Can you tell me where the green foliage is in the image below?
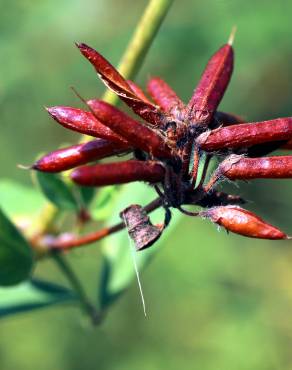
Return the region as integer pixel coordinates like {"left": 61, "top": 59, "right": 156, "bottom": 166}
{"left": 0, "top": 180, "right": 44, "bottom": 218}
{"left": 91, "top": 186, "right": 120, "bottom": 221}
{"left": 77, "top": 186, "right": 95, "bottom": 207}
{"left": 0, "top": 279, "right": 76, "bottom": 318}
{"left": 36, "top": 172, "right": 78, "bottom": 211}
{"left": 99, "top": 182, "right": 183, "bottom": 308}
{"left": 0, "top": 207, "right": 34, "bottom": 286}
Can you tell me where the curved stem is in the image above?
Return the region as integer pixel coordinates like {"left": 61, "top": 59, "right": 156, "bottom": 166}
{"left": 51, "top": 222, "right": 124, "bottom": 250}
{"left": 177, "top": 206, "right": 199, "bottom": 217}
{"left": 52, "top": 252, "right": 102, "bottom": 325}
{"left": 49, "top": 197, "right": 162, "bottom": 250}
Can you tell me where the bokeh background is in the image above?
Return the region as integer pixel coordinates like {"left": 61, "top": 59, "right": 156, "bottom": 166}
{"left": 1, "top": 0, "right": 292, "bottom": 369}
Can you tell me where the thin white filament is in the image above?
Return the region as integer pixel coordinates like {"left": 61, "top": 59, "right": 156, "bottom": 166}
{"left": 122, "top": 214, "right": 147, "bottom": 317}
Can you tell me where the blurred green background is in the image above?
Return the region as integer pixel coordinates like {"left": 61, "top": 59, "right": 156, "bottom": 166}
{"left": 1, "top": 0, "right": 292, "bottom": 369}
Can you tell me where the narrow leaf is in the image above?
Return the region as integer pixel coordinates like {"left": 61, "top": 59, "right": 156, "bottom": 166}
{"left": 0, "top": 207, "right": 34, "bottom": 286}
{"left": 78, "top": 186, "right": 95, "bottom": 207}
{"left": 36, "top": 172, "right": 78, "bottom": 211}
{"left": 91, "top": 186, "right": 119, "bottom": 221}
{"left": 0, "top": 279, "right": 76, "bottom": 318}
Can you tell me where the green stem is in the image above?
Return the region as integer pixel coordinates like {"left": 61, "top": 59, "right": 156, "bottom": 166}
{"left": 102, "top": 0, "right": 174, "bottom": 105}
{"left": 52, "top": 252, "right": 102, "bottom": 325}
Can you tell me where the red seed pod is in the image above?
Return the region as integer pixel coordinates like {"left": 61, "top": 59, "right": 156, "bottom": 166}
{"left": 147, "top": 77, "right": 185, "bottom": 115}
{"left": 71, "top": 160, "right": 165, "bottom": 186}
{"left": 201, "top": 206, "right": 287, "bottom": 239}
{"left": 123, "top": 97, "right": 165, "bottom": 126}
{"left": 187, "top": 43, "right": 234, "bottom": 125}
{"left": 33, "top": 139, "right": 130, "bottom": 173}
{"left": 196, "top": 118, "right": 292, "bottom": 151}
{"left": 76, "top": 43, "right": 136, "bottom": 98}
{"left": 87, "top": 99, "right": 173, "bottom": 158}
{"left": 219, "top": 155, "right": 292, "bottom": 180}
{"left": 47, "top": 106, "right": 127, "bottom": 144}
{"left": 77, "top": 43, "right": 164, "bottom": 126}
{"left": 126, "top": 80, "right": 153, "bottom": 104}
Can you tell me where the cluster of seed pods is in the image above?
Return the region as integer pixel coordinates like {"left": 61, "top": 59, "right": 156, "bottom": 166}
{"left": 33, "top": 33, "right": 292, "bottom": 249}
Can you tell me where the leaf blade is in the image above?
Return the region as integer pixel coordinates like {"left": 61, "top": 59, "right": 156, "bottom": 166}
{"left": 0, "top": 207, "right": 34, "bottom": 286}
{"left": 0, "top": 279, "right": 76, "bottom": 318}
{"left": 36, "top": 172, "right": 78, "bottom": 211}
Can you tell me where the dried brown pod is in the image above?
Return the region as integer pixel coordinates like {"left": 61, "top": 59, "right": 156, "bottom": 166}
{"left": 120, "top": 204, "right": 162, "bottom": 250}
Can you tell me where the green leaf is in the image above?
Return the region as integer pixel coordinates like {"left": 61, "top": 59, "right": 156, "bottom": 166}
{"left": 36, "top": 172, "right": 78, "bottom": 211}
{"left": 98, "top": 183, "right": 183, "bottom": 309}
{"left": 0, "top": 207, "right": 34, "bottom": 286}
{"left": 0, "top": 279, "right": 76, "bottom": 318}
{"left": 78, "top": 186, "right": 95, "bottom": 207}
{"left": 91, "top": 186, "right": 120, "bottom": 221}
{"left": 0, "top": 179, "right": 44, "bottom": 218}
